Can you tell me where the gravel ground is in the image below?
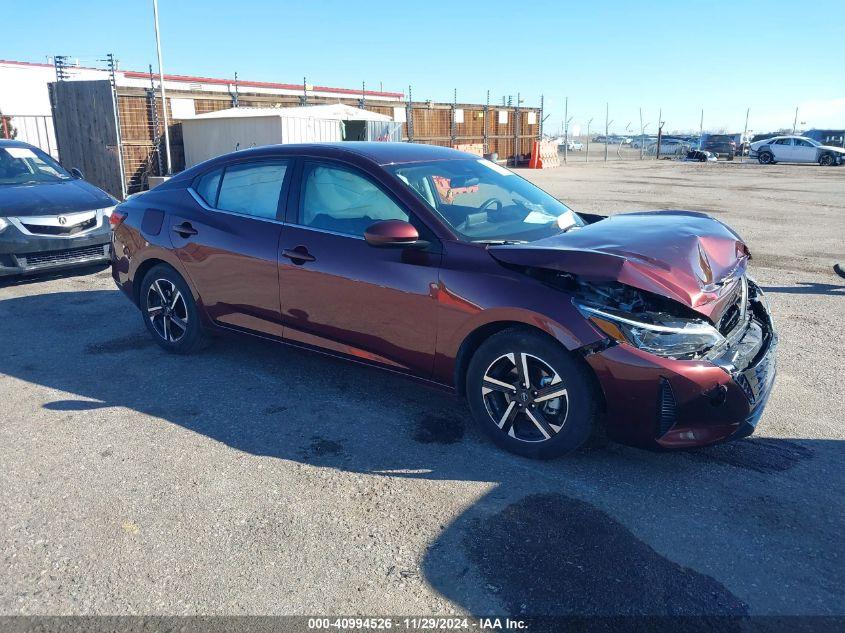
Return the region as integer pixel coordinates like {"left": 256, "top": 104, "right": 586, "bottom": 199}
{"left": 0, "top": 160, "right": 842, "bottom": 617}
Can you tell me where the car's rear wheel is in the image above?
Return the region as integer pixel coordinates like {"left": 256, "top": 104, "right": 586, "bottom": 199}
{"left": 466, "top": 328, "right": 596, "bottom": 459}
{"left": 758, "top": 151, "right": 774, "bottom": 165}
{"left": 140, "top": 264, "right": 208, "bottom": 354}
{"left": 819, "top": 153, "right": 835, "bottom": 166}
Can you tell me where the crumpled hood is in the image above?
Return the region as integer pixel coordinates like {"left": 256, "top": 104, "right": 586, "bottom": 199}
{"left": 820, "top": 144, "right": 845, "bottom": 154}
{"left": 489, "top": 210, "right": 750, "bottom": 322}
{"left": 0, "top": 179, "right": 116, "bottom": 217}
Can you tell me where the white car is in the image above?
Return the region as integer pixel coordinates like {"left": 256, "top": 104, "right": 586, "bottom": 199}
{"left": 750, "top": 136, "right": 845, "bottom": 166}
{"left": 565, "top": 140, "right": 583, "bottom": 151}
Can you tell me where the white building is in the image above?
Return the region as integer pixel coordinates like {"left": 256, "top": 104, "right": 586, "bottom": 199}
{"left": 181, "top": 104, "right": 400, "bottom": 167}
{"left": 0, "top": 58, "right": 404, "bottom": 158}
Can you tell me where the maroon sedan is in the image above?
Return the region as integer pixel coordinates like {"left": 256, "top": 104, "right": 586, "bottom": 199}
{"left": 111, "top": 143, "right": 777, "bottom": 458}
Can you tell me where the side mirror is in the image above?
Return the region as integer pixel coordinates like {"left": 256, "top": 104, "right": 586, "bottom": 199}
{"left": 364, "top": 220, "right": 426, "bottom": 249}
{"left": 70, "top": 167, "right": 84, "bottom": 180}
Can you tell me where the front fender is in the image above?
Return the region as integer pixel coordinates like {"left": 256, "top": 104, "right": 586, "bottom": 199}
{"left": 431, "top": 258, "right": 605, "bottom": 386}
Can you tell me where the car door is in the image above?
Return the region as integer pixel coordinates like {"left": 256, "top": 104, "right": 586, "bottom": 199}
{"left": 771, "top": 138, "right": 794, "bottom": 161}
{"left": 169, "top": 158, "right": 291, "bottom": 337}
{"left": 792, "top": 138, "right": 817, "bottom": 163}
{"left": 277, "top": 159, "right": 441, "bottom": 377}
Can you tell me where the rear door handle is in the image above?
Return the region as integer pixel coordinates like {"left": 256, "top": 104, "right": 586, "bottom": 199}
{"left": 172, "top": 222, "right": 198, "bottom": 237}
{"left": 281, "top": 247, "right": 315, "bottom": 264}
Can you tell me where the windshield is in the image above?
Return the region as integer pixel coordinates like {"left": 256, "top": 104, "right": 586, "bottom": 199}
{"left": 0, "top": 146, "right": 72, "bottom": 185}
{"left": 387, "top": 158, "right": 583, "bottom": 243}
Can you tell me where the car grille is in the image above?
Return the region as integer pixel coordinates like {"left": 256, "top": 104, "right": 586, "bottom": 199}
{"left": 21, "top": 216, "right": 97, "bottom": 236}
{"left": 17, "top": 244, "right": 108, "bottom": 267}
{"left": 656, "top": 378, "right": 677, "bottom": 437}
{"left": 717, "top": 276, "right": 748, "bottom": 336}
{"left": 736, "top": 337, "right": 777, "bottom": 406}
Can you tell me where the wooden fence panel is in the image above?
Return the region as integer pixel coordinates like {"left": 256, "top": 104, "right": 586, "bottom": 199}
{"left": 49, "top": 80, "right": 123, "bottom": 198}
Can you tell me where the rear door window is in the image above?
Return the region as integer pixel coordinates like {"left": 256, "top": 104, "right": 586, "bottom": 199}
{"left": 217, "top": 162, "right": 288, "bottom": 219}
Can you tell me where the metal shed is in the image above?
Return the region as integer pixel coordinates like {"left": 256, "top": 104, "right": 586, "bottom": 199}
{"left": 180, "top": 104, "right": 397, "bottom": 167}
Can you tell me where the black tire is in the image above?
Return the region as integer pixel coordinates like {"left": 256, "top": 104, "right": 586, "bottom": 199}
{"left": 758, "top": 151, "right": 774, "bottom": 165}
{"left": 819, "top": 153, "right": 834, "bottom": 166}
{"left": 466, "top": 328, "right": 597, "bottom": 459}
{"left": 139, "top": 264, "right": 208, "bottom": 354}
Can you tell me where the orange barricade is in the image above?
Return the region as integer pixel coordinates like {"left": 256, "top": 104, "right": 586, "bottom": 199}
{"left": 528, "top": 140, "right": 559, "bottom": 168}
{"left": 537, "top": 140, "right": 560, "bottom": 168}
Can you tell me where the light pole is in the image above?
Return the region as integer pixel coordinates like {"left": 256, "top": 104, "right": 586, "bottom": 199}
{"left": 586, "top": 118, "right": 593, "bottom": 162}
{"left": 152, "top": 0, "right": 172, "bottom": 175}
{"left": 740, "top": 108, "right": 750, "bottom": 163}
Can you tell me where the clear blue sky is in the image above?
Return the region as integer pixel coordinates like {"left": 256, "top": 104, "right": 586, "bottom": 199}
{"left": 5, "top": 0, "right": 844, "bottom": 133}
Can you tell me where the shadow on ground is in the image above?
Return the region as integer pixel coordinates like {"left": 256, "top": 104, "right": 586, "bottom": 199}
{"left": 761, "top": 281, "right": 845, "bottom": 296}
{"left": 1, "top": 288, "right": 841, "bottom": 617}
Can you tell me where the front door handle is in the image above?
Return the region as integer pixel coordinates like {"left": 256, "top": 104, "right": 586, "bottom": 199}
{"left": 172, "top": 222, "right": 198, "bottom": 237}
{"left": 281, "top": 247, "right": 315, "bottom": 264}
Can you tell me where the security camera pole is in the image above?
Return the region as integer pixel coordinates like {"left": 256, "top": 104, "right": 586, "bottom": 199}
{"left": 152, "top": 0, "right": 172, "bottom": 175}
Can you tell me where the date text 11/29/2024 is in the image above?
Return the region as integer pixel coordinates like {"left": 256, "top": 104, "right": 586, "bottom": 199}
{"left": 307, "top": 617, "right": 527, "bottom": 630}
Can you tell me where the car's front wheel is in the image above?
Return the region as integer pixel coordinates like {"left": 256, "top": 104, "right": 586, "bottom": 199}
{"left": 466, "top": 328, "right": 597, "bottom": 459}
{"left": 758, "top": 151, "right": 774, "bottom": 165}
{"left": 819, "top": 153, "right": 835, "bottom": 166}
{"left": 140, "top": 264, "right": 208, "bottom": 354}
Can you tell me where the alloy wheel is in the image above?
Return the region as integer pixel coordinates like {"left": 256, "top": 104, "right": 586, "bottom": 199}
{"left": 481, "top": 352, "right": 570, "bottom": 443}
{"left": 146, "top": 278, "right": 189, "bottom": 343}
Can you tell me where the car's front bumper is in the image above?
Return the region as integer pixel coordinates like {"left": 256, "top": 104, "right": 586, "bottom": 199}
{"left": 584, "top": 282, "right": 777, "bottom": 450}
{"left": 0, "top": 224, "right": 111, "bottom": 277}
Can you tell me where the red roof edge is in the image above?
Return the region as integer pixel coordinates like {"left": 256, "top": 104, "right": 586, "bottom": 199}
{"left": 0, "top": 59, "right": 403, "bottom": 99}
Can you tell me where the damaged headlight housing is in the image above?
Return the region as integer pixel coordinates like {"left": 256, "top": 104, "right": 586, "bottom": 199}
{"left": 576, "top": 303, "right": 725, "bottom": 360}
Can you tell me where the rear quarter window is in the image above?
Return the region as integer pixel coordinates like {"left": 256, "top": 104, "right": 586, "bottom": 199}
{"left": 194, "top": 169, "right": 222, "bottom": 206}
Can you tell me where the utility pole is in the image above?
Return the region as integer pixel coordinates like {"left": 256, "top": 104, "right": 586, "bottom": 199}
{"left": 586, "top": 118, "right": 593, "bottom": 162}
{"left": 792, "top": 106, "right": 799, "bottom": 134}
{"left": 152, "top": 0, "right": 172, "bottom": 174}
{"left": 639, "top": 108, "right": 644, "bottom": 160}
{"left": 103, "top": 53, "right": 126, "bottom": 199}
{"left": 563, "top": 96, "right": 569, "bottom": 164}
{"left": 231, "top": 72, "right": 240, "bottom": 107}
{"left": 483, "top": 89, "right": 489, "bottom": 154}
{"left": 147, "top": 64, "right": 163, "bottom": 176}
{"left": 604, "top": 103, "right": 609, "bottom": 162}
{"left": 699, "top": 109, "right": 704, "bottom": 149}
{"left": 450, "top": 88, "right": 457, "bottom": 148}
{"left": 53, "top": 55, "right": 70, "bottom": 81}
{"left": 655, "top": 108, "right": 664, "bottom": 159}
{"left": 741, "top": 108, "right": 750, "bottom": 163}
{"left": 406, "top": 85, "right": 414, "bottom": 143}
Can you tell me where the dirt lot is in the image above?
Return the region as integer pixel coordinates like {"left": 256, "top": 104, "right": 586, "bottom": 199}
{"left": 1, "top": 160, "right": 843, "bottom": 618}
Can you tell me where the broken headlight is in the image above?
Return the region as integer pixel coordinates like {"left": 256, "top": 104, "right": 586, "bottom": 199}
{"left": 576, "top": 304, "right": 725, "bottom": 360}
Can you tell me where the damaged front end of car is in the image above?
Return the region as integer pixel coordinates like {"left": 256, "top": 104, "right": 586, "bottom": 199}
{"left": 528, "top": 268, "right": 778, "bottom": 448}
{"left": 488, "top": 209, "right": 778, "bottom": 449}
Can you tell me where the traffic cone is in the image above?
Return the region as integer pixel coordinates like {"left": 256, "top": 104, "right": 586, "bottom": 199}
{"left": 528, "top": 140, "right": 540, "bottom": 169}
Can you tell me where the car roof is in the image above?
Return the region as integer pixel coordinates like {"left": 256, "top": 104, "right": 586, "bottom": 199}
{"left": 214, "top": 142, "right": 480, "bottom": 166}
{"left": 0, "top": 139, "right": 36, "bottom": 149}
